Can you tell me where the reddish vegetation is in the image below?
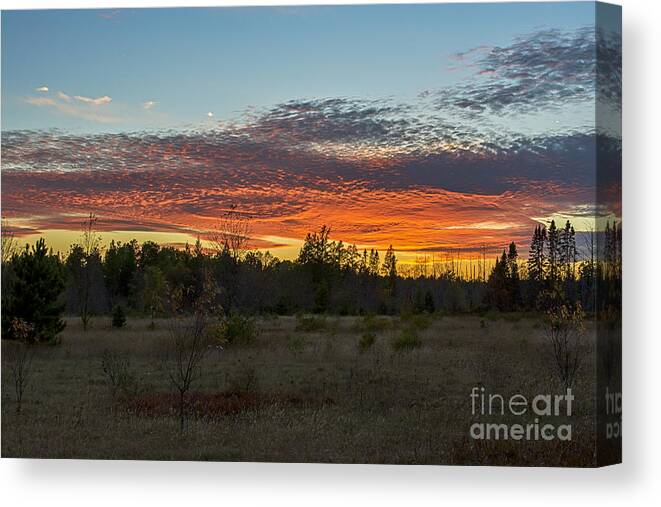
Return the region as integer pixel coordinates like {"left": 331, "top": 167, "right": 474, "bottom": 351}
{"left": 125, "top": 391, "right": 333, "bottom": 421}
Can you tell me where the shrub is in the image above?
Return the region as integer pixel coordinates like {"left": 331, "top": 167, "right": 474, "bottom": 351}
{"left": 482, "top": 310, "right": 500, "bottom": 321}
{"left": 392, "top": 327, "right": 422, "bottom": 351}
{"left": 215, "top": 313, "right": 257, "bottom": 346}
{"left": 401, "top": 312, "right": 431, "bottom": 331}
{"left": 100, "top": 349, "right": 135, "bottom": 400}
{"left": 357, "top": 314, "right": 390, "bottom": 333}
{"left": 111, "top": 305, "right": 127, "bottom": 328}
{"left": 227, "top": 362, "right": 259, "bottom": 393}
{"left": 295, "top": 314, "right": 326, "bottom": 332}
{"left": 542, "top": 303, "right": 586, "bottom": 389}
{"left": 287, "top": 334, "right": 307, "bottom": 354}
{"left": 358, "top": 331, "right": 376, "bottom": 353}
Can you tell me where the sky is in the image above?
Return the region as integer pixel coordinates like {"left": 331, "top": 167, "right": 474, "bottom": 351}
{"left": 1, "top": 3, "right": 622, "bottom": 263}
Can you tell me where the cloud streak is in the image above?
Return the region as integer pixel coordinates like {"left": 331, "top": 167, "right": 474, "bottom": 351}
{"left": 73, "top": 95, "right": 112, "bottom": 106}
{"left": 427, "top": 26, "right": 621, "bottom": 117}
{"left": 24, "top": 90, "right": 118, "bottom": 124}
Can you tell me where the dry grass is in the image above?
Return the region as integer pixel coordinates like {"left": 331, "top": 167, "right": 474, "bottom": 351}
{"left": 1, "top": 314, "right": 597, "bottom": 465}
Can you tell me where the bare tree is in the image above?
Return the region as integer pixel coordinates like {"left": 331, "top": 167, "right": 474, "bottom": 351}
{"left": 1, "top": 219, "right": 18, "bottom": 265}
{"left": 101, "top": 349, "right": 133, "bottom": 401}
{"left": 70, "top": 214, "right": 103, "bottom": 331}
{"left": 164, "top": 272, "right": 217, "bottom": 433}
{"left": 1, "top": 220, "right": 18, "bottom": 302}
{"left": 81, "top": 213, "right": 102, "bottom": 257}
{"left": 3, "top": 318, "right": 36, "bottom": 413}
{"left": 209, "top": 204, "right": 252, "bottom": 260}
{"left": 543, "top": 303, "right": 586, "bottom": 389}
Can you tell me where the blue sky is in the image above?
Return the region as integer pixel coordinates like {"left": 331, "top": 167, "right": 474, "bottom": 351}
{"left": 2, "top": 3, "right": 597, "bottom": 133}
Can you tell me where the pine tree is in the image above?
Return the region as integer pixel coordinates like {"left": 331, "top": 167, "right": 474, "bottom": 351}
{"left": 527, "top": 225, "right": 547, "bottom": 286}
{"left": 2, "top": 239, "right": 66, "bottom": 343}
{"left": 559, "top": 220, "right": 577, "bottom": 280}
{"left": 368, "top": 249, "right": 380, "bottom": 276}
{"left": 487, "top": 243, "right": 520, "bottom": 311}
{"left": 381, "top": 245, "right": 397, "bottom": 297}
{"left": 507, "top": 242, "right": 520, "bottom": 308}
{"left": 381, "top": 245, "right": 397, "bottom": 279}
{"left": 343, "top": 244, "right": 360, "bottom": 272}
{"left": 487, "top": 251, "right": 510, "bottom": 311}
{"left": 546, "top": 220, "right": 560, "bottom": 286}
{"left": 359, "top": 249, "right": 369, "bottom": 275}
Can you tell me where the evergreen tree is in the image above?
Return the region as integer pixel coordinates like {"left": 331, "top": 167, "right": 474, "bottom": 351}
{"left": 343, "top": 244, "right": 360, "bottom": 272}
{"left": 507, "top": 242, "right": 520, "bottom": 308}
{"left": 359, "top": 249, "right": 369, "bottom": 275}
{"left": 381, "top": 245, "right": 397, "bottom": 279}
{"left": 381, "top": 245, "right": 398, "bottom": 297}
{"left": 487, "top": 242, "right": 520, "bottom": 311}
{"left": 487, "top": 251, "right": 510, "bottom": 311}
{"left": 527, "top": 225, "right": 547, "bottom": 287}
{"left": 2, "top": 239, "right": 66, "bottom": 343}
{"left": 297, "top": 225, "right": 336, "bottom": 312}
{"left": 546, "top": 220, "right": 560, "bottom": 286}
{"left": 368, "top": 249, "right": 380, "bottom": 276}
{"left": 297, "top": 225, "right": 332, "bottom": 266}
{"left": 559, "top": 220, "right": 577, "bottom": 280}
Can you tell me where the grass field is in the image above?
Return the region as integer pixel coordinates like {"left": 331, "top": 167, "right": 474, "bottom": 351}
{"left": 1, "top": 314, "right": 598, "bottom": 465}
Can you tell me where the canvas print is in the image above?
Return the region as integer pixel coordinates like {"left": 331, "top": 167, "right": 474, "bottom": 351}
{"left": 1, "top": 2, "right": 621, "bottom": 466}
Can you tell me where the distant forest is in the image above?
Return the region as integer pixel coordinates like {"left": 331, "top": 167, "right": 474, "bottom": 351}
{"left": 1, "top": 213, "right": 621, "bottom": 341}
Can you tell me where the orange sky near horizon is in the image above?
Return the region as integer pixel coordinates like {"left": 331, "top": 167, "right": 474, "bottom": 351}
{"left": 2, "top": 175, "right": 602, "bottom": 266}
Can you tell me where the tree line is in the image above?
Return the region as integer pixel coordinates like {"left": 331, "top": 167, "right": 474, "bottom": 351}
{"left": 1, "top": 215, "right": 621, "bottom": 343}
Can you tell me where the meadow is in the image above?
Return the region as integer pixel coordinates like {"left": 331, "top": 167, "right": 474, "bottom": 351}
{"left": 1, "top": 313, "right": 598, "bottom": 466}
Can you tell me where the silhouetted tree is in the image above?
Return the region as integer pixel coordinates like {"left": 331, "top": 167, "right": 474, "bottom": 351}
{"left": 368, "top": 249, "right": 380, "bottom": 276}
{"left": 382, "top": 245, "right": 398, "bottom": 298}
{"left": 68, "top": 214, "right": 104, "bottom": 331}
{"left": 298, "top": 225, "right": 336, "bottom": 312}
{"left": 527, "top": 225, "right": 547, "bottom": 290}
{"left": 487, "top": 242, "right": 520, "bottom": 311}
{"left": 1, "top": 220, "right": 19, "bottom": 320}
{"left": 104, "top": 240, "right": 138, "bottom": 305}
{"left": 507, "top": 242, "right": 520, "bottom": 308}
{"left": 487, "top": 251, "right": 510, "bottom": 311}
{"left": 210, "top": 204, "right": 252, "bottom": 261}
{"left": 546, "top": 219, "right": 560, "bottom": 288}
{"left": 559, "top": 220, "right": 577, "bottom": 280}
{"left": 9, "top": 218, "right": 604, "bottom": 321}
